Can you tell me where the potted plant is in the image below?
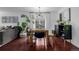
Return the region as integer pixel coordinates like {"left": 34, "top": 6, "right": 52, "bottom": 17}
{"left": 17, "top": 15, "right": 30, "bottom": 36}
{"left": 56, "top": 19, "right": 66, "bottom": 25}
{"left": 64, "top": 20, "right": 71, "bottom": 31}
{"left": 21, "top": 15, "right": 30, "bottom": 32}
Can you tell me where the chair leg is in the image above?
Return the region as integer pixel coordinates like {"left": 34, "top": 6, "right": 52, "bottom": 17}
{"left": 44, "top": 38, "right": 47, "bottom": 50}
{"left": 64, "top": 40, "right": 66, "bottom": 49}
{"left": 44, "top": 38, "right": 45, "bottom": 50}
{"left": 35, "top": 37, "right": 37, "bottom": 48}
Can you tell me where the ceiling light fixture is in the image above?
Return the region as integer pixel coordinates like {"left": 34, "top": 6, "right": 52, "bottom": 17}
{"left": 38, "top": 7, "right": 41, "bottom": 16}
{"left": 36, "top": 7, "right": 44, "bottom": 21}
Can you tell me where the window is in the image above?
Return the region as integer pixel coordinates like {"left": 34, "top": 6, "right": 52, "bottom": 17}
{"left": 30, "top": 13, "right": 46, "bottom": 29}
{"left": 35, "top": 15, "right": 45, "bottom": 29}
{"left": 35, "top": 20, "right": 45, "bottom": 29}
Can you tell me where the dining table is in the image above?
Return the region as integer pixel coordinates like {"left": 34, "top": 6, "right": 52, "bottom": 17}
{"left": 29, "top": 29, "right": 49, "bottom": 50}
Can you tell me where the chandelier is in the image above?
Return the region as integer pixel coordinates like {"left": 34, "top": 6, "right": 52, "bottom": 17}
{"left": 36, "top": 7, "right": 44, "bottom": 20}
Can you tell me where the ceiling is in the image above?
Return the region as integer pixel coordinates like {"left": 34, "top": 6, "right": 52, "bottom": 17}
{"left": 0, "top": 7, "right": 62, "bottom": 12}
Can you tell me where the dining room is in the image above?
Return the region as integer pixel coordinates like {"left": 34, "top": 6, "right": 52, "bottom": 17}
{"left": 0, "top": 7, "right": 79, "bottom": 51}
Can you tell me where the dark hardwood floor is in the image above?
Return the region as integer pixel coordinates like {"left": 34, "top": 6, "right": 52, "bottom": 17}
{"left": 0, "top": 36, "right": 79, "bottom": 51}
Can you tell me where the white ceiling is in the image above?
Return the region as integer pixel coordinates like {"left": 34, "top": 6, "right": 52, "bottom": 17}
{"left": 0, "top": 7, "right": 62, "bottom": 12}
{"left": 23, "top": 7, "right": 62, "bottom": 12}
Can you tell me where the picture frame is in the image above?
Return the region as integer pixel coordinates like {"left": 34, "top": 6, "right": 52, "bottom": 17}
{"left": 2, "top": 16, "right": 18, "bottom": 23}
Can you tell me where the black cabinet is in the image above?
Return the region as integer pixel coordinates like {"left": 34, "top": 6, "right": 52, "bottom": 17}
{"left": 55, "top": 25, "right": 72, "bottom": 39}
{"left": 58, "top": 25, "right": 64, "bottom": 36}
{"left": 64, "top": 25, "right": 72, "bottom": 39}
{"left": 0, "top": 32, "right": 3, "bottom": 44}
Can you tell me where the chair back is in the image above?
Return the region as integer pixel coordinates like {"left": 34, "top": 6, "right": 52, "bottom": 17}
{"left": 34, "top": 32, "right": 45, "bottom": 38}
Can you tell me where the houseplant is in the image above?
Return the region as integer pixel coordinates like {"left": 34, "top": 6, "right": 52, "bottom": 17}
{"left": 56, "top": 19, "right": 66, "bottom": 25}
{"left": 20, "top": 15, "right": 30, "bottom": 32}
{"left": 64, "top": 20, "right": 71, "bottom": 31}
{"left": 17, "top": 15, "right": 30, "bottom": 36}
{"left": 56, "top": 19, "right": 71, "bottom": 37}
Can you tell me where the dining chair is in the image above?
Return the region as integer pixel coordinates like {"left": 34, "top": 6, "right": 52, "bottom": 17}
{"left": 34, "top": 32, "right": 47, "bottom": 49}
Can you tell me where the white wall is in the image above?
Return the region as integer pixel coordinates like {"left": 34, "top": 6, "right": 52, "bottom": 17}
{"left": 56, "top": 7, "right": 79, "bottom": 48}
{"left": 71, "top": 7, "right": 79, "bottom": 48}
{"left": 57, "top": 7, "right": 69, "bottom": 20}
{"left": 47, "top": 12, "right": 58, "bottom": 35}
{"left": 50, "top": 12, "right": 58, "bottom": 29}
{"left": 0, "top": 10, "right": 30, "bottom": 27}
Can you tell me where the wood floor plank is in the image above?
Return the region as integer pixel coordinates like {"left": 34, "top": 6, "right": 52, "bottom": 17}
{"left": 0, "top": 37, "right": 79, "bottom": 51}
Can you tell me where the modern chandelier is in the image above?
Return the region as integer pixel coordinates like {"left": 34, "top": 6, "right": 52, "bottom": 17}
{"left": 36, "top": 7, "right": 44, "bottom": 20}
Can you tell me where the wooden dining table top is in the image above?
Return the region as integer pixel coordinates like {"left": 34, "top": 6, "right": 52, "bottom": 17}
{"left": 31, "top": 29, "right": 48, "bottom": 32}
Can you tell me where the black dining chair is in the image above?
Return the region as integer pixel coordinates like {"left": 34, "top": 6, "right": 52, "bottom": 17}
{"left": 34, "top": 32, "right": 46, "bottom": 48}
{"left": 34, "top": 32, "right": 45, "bottom": 38}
